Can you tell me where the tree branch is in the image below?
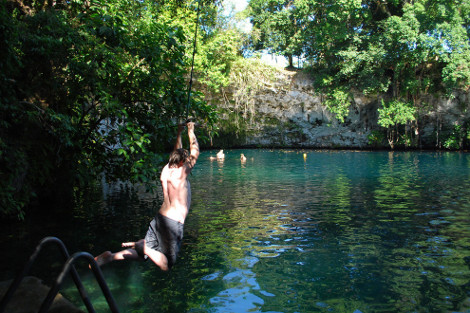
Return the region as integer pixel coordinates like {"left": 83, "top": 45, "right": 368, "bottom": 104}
{"left": 9, "top": 0, "right": 33, "bottom": 15}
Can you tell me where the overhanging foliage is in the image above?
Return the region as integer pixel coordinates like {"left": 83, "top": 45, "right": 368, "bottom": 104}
{"left": 0, "top": 0, "right": 220, "bottom": 218}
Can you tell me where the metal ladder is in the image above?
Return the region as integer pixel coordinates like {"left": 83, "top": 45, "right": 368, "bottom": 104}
{"left": 0, "top": 236, "right": 120, "bottom": 313}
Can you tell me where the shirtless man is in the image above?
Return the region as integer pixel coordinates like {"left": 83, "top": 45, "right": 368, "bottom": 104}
{"left": 94, "top": 122, "right": 199, "bottom": 271}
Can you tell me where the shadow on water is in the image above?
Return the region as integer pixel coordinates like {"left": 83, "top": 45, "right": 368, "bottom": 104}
{"left": 2, "top": 150, "right": 470, "bottom": 312}
{"left": 0, "top": 180, "right": 161, "bottom": 311}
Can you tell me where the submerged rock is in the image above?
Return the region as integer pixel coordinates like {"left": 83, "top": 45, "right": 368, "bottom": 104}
{"left": 0, "top": 276, "right": 84, "bottom": 313}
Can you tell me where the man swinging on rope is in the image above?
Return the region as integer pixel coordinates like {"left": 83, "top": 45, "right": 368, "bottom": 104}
{"left": 94, "top": 122, "right": 199, "bottom": 271}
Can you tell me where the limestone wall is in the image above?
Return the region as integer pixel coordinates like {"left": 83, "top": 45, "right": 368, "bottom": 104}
{"left": 206, "top": 69, "right": 470, "bottom": 149}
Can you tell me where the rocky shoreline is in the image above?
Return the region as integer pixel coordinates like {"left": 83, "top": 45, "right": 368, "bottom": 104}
{"left": 0, "top": 276, "right": 83, "bottom": 313}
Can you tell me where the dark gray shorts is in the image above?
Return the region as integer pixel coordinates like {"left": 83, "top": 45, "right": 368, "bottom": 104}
{"left": 138, "top": 213, "right": 184, "bottom": 268}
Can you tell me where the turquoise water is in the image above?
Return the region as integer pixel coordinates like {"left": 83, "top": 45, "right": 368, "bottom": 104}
{"left": 2, "top": 150, "right": 470, "bottom": 312}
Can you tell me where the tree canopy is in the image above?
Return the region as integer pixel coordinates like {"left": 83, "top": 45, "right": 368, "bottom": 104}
{"left": 245, "top": 0, "right": 470, "bottom": 146}
{"left": 0, "top": 0, "right": 225, "bottom": 218}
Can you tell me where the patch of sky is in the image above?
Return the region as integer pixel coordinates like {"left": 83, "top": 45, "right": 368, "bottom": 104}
{"left": 222, "top": 0, "right": 291, "bottom": 67}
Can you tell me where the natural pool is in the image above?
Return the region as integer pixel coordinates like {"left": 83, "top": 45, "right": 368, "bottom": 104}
{"left": 2, "top": 150, "right": 470, "bottom": 312}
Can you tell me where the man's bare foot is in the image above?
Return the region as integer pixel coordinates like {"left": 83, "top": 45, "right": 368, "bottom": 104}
{"left": 94, "top": 251, "right": 113, "bottom": 267}
{"left": 122, "top": 242, "right": 136, "bottom": 249}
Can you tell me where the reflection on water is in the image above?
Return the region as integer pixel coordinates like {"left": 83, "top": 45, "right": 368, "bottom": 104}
{"left": 1, "top": 150, "right": 470, "bottom": 313}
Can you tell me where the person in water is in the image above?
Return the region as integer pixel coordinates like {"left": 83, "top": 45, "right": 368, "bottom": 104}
{"left": 209, "top": 149, "right": 225, "bottom": 161}
{"left": 94, "top": 122, "right": 199, "bottom": 271}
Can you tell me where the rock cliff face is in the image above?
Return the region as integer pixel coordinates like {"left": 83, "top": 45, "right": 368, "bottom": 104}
{"left": 206, "top": 69, "right": 470, "bottom": 149}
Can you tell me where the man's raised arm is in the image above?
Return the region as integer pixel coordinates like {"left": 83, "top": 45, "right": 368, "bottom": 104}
{"left": 186, "top": 122, "right": 199, "bottom": 169}
{"left": 174, "top": 124, "right": 184, "bottom": 151}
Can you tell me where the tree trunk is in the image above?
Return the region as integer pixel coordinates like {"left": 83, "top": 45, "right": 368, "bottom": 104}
{"left": 287, "top": 55, "right": 294, "bottom": 68}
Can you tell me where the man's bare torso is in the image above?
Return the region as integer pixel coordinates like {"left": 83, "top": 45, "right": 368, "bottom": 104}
{"left": 158, "top": 164, "right": 191, "bottom": 224}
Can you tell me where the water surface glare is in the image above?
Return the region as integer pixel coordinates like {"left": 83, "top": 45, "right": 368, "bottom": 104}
{"left": 3, "top": 150, "right": 470, "bottom": 313}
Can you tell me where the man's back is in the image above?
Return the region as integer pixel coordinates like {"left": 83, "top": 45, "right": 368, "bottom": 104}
{"left": 159, "top": 164, "right": 191, "bottom": 223}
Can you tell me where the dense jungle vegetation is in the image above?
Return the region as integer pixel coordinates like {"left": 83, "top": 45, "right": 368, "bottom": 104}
{"left": 1, "top": 0, "right": 470, "bottom": 218}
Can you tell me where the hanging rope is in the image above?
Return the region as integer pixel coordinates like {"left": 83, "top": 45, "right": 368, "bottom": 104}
{"left": 184, "top": 0, "right": 213, "bottom": 146}
{"left": 186, "top": 0, "right": 201, "bottom": 121}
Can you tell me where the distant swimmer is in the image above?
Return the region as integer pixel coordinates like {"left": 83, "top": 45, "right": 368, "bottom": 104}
{"left": 240, "top": 153, "right": 247, "bottom": 163}
{"left": 93, "top": 122, "right": 199, "bottom": 271}
{"left": 209, "top": 149, "right": 225, "bottom": 161}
